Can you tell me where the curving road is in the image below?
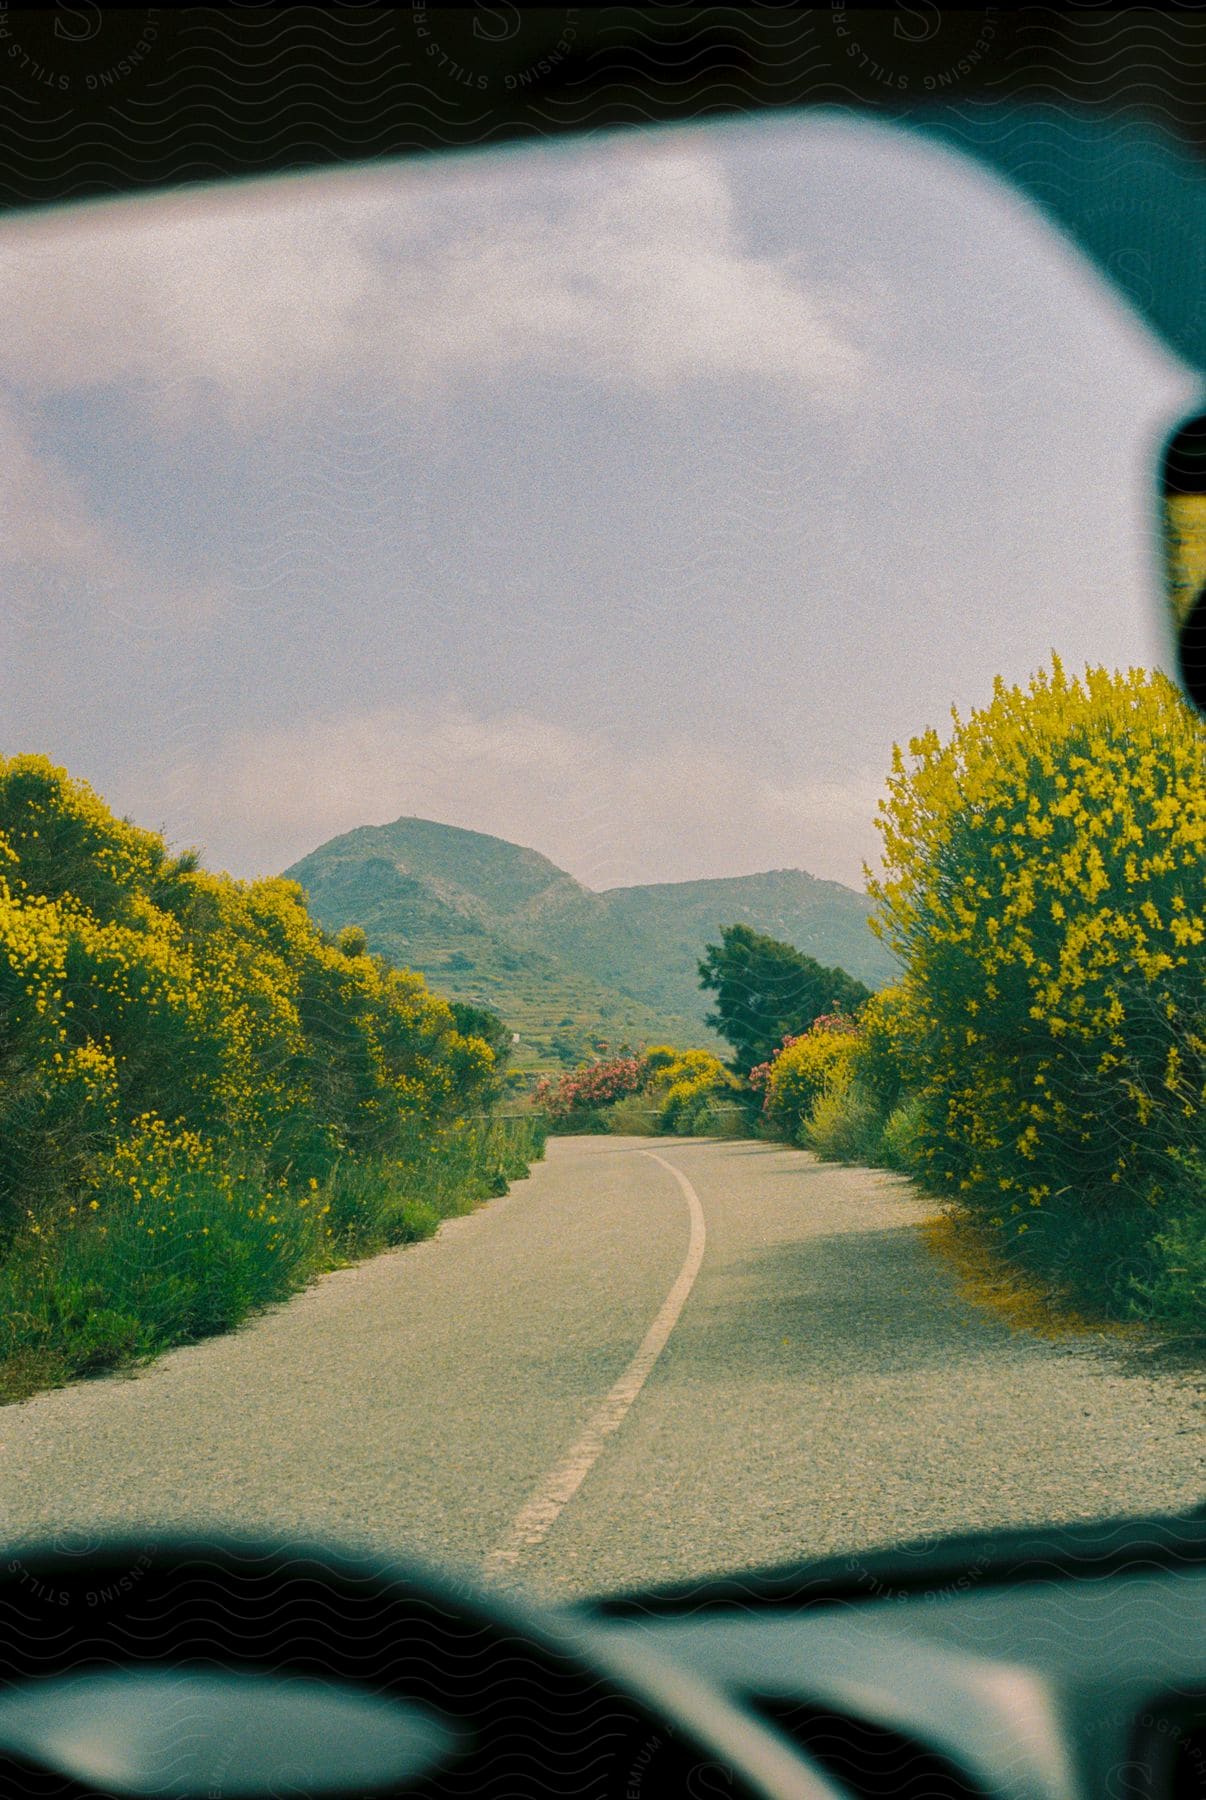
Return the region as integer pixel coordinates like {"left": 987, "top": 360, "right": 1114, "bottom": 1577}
{"left": 0, "top": 1137, "right": 1201, "bottom": 1601}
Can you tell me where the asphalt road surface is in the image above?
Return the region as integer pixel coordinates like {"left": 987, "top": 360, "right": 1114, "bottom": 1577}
{"left": 1, "top": 1137, "right": 1201, "bottom": 1601}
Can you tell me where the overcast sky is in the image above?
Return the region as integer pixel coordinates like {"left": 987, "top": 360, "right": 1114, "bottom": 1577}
{"left": 0, "top": 113, "right": 1196, "bottom": 893}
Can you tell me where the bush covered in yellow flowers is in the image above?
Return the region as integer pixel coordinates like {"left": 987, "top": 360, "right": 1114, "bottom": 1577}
{"left": 760, "top": 1023, "right": 860, "bottom": 1145}
{"left": 0, "top": 756, "right": 543, "bottom": 1399}
{"left": 750, "top": 660, "right": 1203, "bottom": 1322}
{"left": 866, "top": 658, "right": 1204, "bottom": 1317}
{"left": 643, "top": 1046, "right": 743, "bottom": 1134}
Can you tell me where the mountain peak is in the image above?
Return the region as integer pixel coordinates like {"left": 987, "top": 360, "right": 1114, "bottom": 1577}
{"left": 290, "top": 815, "right": 587, "bottom": 921}
{"left": 284, "top": 818, "right": 895, "bottom": 1067}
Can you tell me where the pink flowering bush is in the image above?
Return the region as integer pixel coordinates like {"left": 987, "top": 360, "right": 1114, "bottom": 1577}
{"left": 747, "top": 1041, "right": 795, "bottom": 1095}
{"left": 532, "top": 1044, "right": 745, "bottom": 1136}
{"left": 532, "top": 1054, "right": 645, "bottom": 1129}
{"left": 808, "top": 1010, "right": 862, "bottom": 1038}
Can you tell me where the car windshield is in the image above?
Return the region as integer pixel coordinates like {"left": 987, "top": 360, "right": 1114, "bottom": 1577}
{"left": 0, "top": 114, "right": 1201, "bottom": 1602}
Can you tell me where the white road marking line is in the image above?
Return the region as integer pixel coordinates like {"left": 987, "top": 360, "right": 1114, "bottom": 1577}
{"left": 482, "top": 1150, "right": 707, "bottom": 1575}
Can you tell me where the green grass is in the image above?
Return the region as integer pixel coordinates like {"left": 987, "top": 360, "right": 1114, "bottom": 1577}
{"left": 0, "top": 1116, "right": 547, "bottom": 1407}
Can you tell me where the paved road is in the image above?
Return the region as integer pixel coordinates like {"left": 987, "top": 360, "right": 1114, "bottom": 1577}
{"left": 0, "top": 1137, "right": 1201, "bottom": 1601}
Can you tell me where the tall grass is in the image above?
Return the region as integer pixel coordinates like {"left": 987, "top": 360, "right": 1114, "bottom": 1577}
{"left": 0, "top": 1115, "right": 547, "bottom": 1405}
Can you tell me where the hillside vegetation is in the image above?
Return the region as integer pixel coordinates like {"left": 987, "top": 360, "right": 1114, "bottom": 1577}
{"left": 0, "top": 757, "right": 545, "bottom": 1403}
{"left": 285, "top": 821, "right": 894, "bottom": 1068}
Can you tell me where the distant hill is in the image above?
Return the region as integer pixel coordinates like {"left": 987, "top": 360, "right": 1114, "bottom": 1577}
{"left": 597, "top": 869, "right": 896, "bottom": 1026}
{"left": 284, "top": 818, "right": 897, "bottom": 1069}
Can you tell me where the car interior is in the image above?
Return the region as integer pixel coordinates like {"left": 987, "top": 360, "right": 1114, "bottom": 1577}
{"left": 0, "top": 8, "right": 1202, "bottom": 1799}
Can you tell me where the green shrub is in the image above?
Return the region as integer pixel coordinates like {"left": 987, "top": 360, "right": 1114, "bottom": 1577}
{"left": 993, "top": 1189, "right": 1168, "bottom": 1317}
{"left": 1131, "top": 1209, "right": 1206, "bottom": 1332}
{"left": 849, "top": 986, "right": 908, "bottom": 1115}
{"left": 605, "top": 1095, "right": 659, "bottom": 1135}
{"left": 658, "top": 1075, "right": 713, "bottom": 1134}
{"left": 692, "top": 1098, "right": 752, "bottom": 1139}
{"left": 0, "top": 1146, "right": 325, "bottom": 1386}
{"left": 377, "top": 1196, "right": 443, "bottom": 1245}
{"left": 806, "top": 1075, "right": 886, "bottom": 1165}
{"left": 539, "top": 1106, "right": 613, "bottom": 1136}
{"left": 878, "top": 1093, "right": 930, "bottom": 1175}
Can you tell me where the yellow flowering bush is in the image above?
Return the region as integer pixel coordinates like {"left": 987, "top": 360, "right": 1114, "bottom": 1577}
{"left": 0, "top": 755, "right": 497, "bottom": 1230}
{"left": 763, "top": 1029, "right": 859, "bottom": 1145}
{"left": 868, "top": 658, "right": 1204, "bottom": 1309}
{"left": 0, "top": 756, "right": 535, "bottom": 1396}
{"left": 645, "top": 1047, "right": 730, "bottom": 1097}
{"left": 847, "top": 986, "right": 909, "bottom": 1114}
{"left": 646, "top": 1047, "right": 740, "bottom": 1133}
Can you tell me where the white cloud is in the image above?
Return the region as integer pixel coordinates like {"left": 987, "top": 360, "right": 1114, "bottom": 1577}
{"left": 0, "top": 143, "right": 866, "bottom": 424}
{"left": 137, "top": 699, "right": 884, "bottom": 893}
{"left": 0, "top": 399, "right": 232, "bottom": 640}
{"left": 0, "top": 408, "right": 132, "bottom": 582}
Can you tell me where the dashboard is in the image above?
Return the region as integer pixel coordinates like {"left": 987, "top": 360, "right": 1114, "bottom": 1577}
{"left": 577, "top": 1513, "right": 1206, "bottom": 1800}
{"left": 0, "top": 1513, "right": 1202, "bottom": 1800}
